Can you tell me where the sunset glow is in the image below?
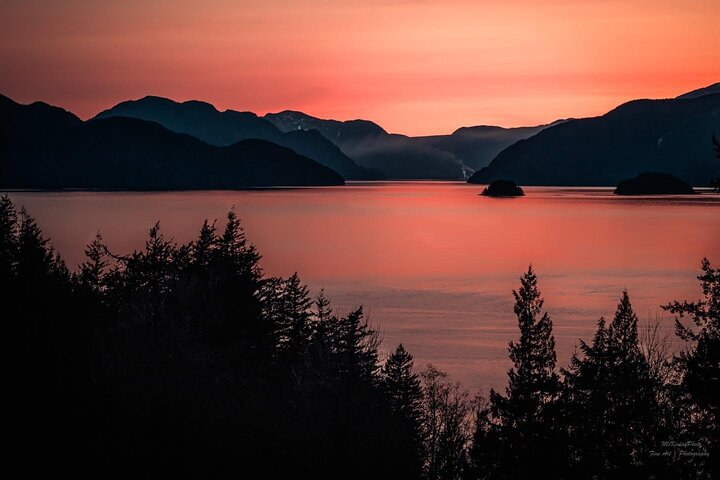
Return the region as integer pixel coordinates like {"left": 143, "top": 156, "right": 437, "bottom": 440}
{"left": 1, "top": 0, "right": 719, "bottom": 134}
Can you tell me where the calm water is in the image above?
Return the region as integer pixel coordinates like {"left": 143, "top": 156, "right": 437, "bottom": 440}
{"left": 8, "top": 183, "right": 720, "bottom": 391}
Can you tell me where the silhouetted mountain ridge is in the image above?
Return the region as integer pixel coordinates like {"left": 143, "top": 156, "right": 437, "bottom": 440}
{"left": 676, "top": 82, "right": 720, "bottom": 100}
{"left": 265, "top": 110, "right": 388, "bottom": 140}
{"left": 264, "top": 110, "right": 561, "bottom": 179}
{"left": 468, "top": 93, "right": 720, "bottom": 186}
{"left": 415, "top": 120, "right": 568, "bottom": 171}
{"left": 0, "top": 94, "right": 344, "bottom": 189}
{"left": 97, "top": 97, "right": 381, "bottom": 180}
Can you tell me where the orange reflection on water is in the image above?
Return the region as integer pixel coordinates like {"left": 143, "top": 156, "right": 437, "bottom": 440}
{"left": 8, "top": 183, "right": 720, "bottom": 390}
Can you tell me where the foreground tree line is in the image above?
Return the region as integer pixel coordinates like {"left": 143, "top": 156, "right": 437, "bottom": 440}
{"left": 2, "top": 195, "right": 717, "bottom": 479}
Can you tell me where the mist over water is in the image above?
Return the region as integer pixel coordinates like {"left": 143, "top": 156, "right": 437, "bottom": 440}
{"left": 9, "top": 182, "right": 720, "bottom": 391}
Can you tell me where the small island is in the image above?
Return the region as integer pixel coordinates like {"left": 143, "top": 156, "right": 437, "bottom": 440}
{"left": 614, "top": 172, "right": 696, "bottom": 195}
{"left": 480, "top": 179, "right": 525, "bottom": 197}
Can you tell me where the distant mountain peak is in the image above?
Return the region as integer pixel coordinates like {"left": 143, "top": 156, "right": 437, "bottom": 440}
{"left": 111, "top": 95, "right": 221, "bottom": 114}
{"left": 272, "top": 109, "right": 311, "bottom": 117}
{"left": 136, "top": 94, "right": 174, "bottom": 102}
{"left": 452, "top": 125, "right": 507, "bottom": 135}
{"left": 264, "top": 110, "right": 388, "bottom": 137}
{"left": 450, "top": 119, "right": 570, "bottom": 137}
{"left": 131, "top": 95, "right": 182, "bottom": 107}
{"left": 181, "top": 99, "right": 221, "bottom": 112}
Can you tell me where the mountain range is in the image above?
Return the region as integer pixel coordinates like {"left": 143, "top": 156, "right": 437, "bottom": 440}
{"left": 468, "top": 88, "right": 720, "bottom": 186}
{"left": 264, "top": 111, "right": 561, "bottom": 179}
{"left": 0, "top": 95, "right": 343, "bottom": 189}
{"left": 96, "top": 97, "right": 382, "bottom": 180}
{"left": 97, "top": 100, "right": 558, "bottom": 181}
{"left": 2, "top": 82, "right": 718, "bottom": 189}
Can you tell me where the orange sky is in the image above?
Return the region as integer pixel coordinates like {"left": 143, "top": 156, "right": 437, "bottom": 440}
{"left": 1, "top": 0, "right": 718, "bottom": 135}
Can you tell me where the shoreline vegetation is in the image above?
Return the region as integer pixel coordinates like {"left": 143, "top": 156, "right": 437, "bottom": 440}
{"left": 3, "top": 194, "right": 717, "bottom": 479}
{"left": 480, "top": 180, "right": 525, "bottom": 197}
{"left": 614, "top": 172, "right": 696, "bottom": 195}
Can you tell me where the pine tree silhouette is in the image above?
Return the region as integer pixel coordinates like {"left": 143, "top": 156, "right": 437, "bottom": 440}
{"left": 563, "top": 291, "right": 663, "bottom": 478}
{"left": 382, "top": 344, "right": 424, "bottom": 477}
{"left": 665, "top": 259, "right": 720, "bottom": 476}
{"left": 3, "top": 196, "right": 713, "bottom": 479}
{"left": 475, "top": 265, "right": 565, "bottom": 479}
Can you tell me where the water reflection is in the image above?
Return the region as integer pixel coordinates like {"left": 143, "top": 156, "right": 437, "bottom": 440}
{"left": 8, "top": 182, "right": 720, "bottom": 390}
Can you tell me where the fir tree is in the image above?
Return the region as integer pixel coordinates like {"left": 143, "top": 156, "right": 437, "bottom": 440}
{"left": 205, "top": 210, "right": 265, "bottom": 348}
{"left": 217, "top": 208, "right": 261, "bottom": 280}
{"left": 78, "top": 232, "right": 108, "bottom": 293}
{"left": 480, "top": 265, "right": 563, "bottom": 479}
{"left": 490, "top": 265, "right": 559, "bottom": 426}
{"left": 0, "top": 195, "right": 17, "bottom": 277}
{"left": 192, "top": 219, "right": 217, "bottom": 267}
{"left": 563, "top": 291, "right": 662, "bottom": 478}
{"left": 502, "top": 265, "right": 559, "bottom": 413}
{"left": 312, "top": 288, "right": 335, "bottom": 340}
{"left": 383, "top": 344, "right": 423, "bottom": 424}
{"left": 664, "top": 259, "right": 719, "bottom": 475}
{"left": 381, "top": 344, "right": 424, "bottom": 477}
{"left": 335, "top": 306, "right": 380, "bottom": 382}
{"left": 269, "top": 273, "right": 313, "bottom": 357}
{"left": 16, "top": 206, "right": 67, "bottom": 282}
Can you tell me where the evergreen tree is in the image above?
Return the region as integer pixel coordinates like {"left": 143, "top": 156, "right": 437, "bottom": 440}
{"left": 311, "top": 288, "right": 336, "bottom": 348}
{"left": 16, "top": 206, "right": 67, "bottom": 282}
{"left": 335, "top": 306, "right": 380, "bottom": 382}
{"left": 198, "top": 210, "right": 265, "bottom": 348}
{"left": 217, "top": 208, "right": 261, "bottom": 279}
{"left": 0, "top": 195, "right": 17, "bottom": 277}
{"left": 477, "top": 266, "right": 562, "bottom": 479}
{"left": 502, "top": 265, "right": 559, "bottom": 416}
{"left": 383, "top": 344, "right": 423, "bottom": 425}
{"left": 381, "top": 345, "right": 424, "bottom": 477}
{"left": 664, "top": 258, "right": 719, "bottom": 475}
{"left": 123, "top": 222, "right": 177, "bottom": 292}
{"left": 191, "top": 219, "right": 217, "bottom": 268}
{"left": 3, "top": 202, "right": 426, "bottom": 477}
{"left": 265, "top": 272, "right": 313, "bottom": 357}
{"left": 561, "top": 317, "right": 612, "bottom": 475}
{"left": 5, "top": 199, "right": 90, "bottom": 474}
{"left": 563, "top": 291, "right": 663, "bottom": 478}
{"left": 78, "top": 232, "right": 108, "bottom": 293}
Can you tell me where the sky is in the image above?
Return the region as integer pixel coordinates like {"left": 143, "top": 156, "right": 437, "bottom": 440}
{"left": 1, "top": 0, "right": 718, "bottom": 135}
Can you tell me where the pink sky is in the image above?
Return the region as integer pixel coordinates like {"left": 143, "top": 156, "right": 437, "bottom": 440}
{"left": 1, "top": 0, "right": 718, "bottom": 135}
